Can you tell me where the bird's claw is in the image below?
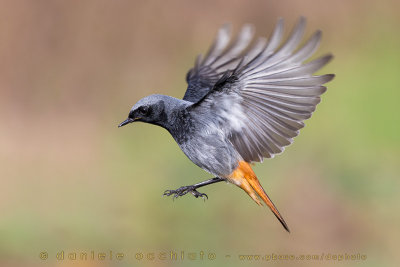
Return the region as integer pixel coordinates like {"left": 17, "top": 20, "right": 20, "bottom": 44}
{"left": 163, "top": 186, "right": 208, "bottom": 201}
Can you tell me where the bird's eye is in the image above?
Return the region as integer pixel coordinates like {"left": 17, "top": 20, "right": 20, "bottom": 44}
{"left": 138, "top": 106, "right": 149, "bottom": 115}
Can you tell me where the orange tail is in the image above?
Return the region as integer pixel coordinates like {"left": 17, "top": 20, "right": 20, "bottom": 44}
{"left": 228, "top": 161, "right": 290, "bottom": 232}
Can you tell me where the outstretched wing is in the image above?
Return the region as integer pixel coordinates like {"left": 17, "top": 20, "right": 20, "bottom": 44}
{"left": 183, "top": 23, "right": 258, "bottom": 102}
{"left": 189, "top": 17, "right": 334, "bottom": 162}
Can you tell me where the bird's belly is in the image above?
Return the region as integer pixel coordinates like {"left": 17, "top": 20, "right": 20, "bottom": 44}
{"left": 178, "top": 135, "right": 239, "bottom": 177}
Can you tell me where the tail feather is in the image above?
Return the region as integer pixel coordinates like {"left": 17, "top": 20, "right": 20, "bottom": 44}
{"left": 228, "top": 161, "right": 290, "bottom": 232}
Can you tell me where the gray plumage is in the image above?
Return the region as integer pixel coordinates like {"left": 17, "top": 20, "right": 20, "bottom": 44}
{"left": 120, "top": 17, "right": 334, "bottom": 178}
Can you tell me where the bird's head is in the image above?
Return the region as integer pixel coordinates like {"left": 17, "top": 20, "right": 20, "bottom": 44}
{"left": 118, "top": 94, "right": 178, "bottom": 128}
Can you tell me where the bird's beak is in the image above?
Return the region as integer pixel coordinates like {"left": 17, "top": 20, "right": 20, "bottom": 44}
{"left": 118, "top": 118, "right": 135, "bottom": 128}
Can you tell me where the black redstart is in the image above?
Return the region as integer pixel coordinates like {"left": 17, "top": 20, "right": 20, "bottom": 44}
{"left": 119, "top": 17, "right": 334, "bottom": 232}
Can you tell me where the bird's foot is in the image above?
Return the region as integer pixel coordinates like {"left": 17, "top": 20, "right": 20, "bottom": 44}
{"left": 163, "top": 185, "right": 208, "bottom": 201}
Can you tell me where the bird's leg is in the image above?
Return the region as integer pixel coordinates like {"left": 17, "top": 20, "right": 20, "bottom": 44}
{"left": 163, "top": 177, "right": 224, "bottom": 200}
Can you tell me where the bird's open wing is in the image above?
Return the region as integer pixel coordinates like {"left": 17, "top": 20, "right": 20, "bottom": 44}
{"left": 188, "top": 18, "right": 334, "bottom": 162}
{"left": 183, "top": 23, "right": 258, "bottom": 102}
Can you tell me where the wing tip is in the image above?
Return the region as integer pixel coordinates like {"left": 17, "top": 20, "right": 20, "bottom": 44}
{"left": 241, "top": 23, "right": 255, "bottom": 34}
{"left": 220, "top": 23, "right": 232, "bottom": 33}
{"left": 296, "top": 16, "right": 307, "bottom": 31}
{"left": 310, "top": 54, "right": 334, "bottom": 71}
{"left": 274, "top": 17, "right": 285, "bottom": 33}
{"left": 322, "top": 53, "right": 334, "bottom": 64}
{"left": 298, "top": 16, "right": 307, "bottom": 25}
{"left": 276, "top": 17, "right": 285, "bottom": 24}
{"left": 324, "top": 73, "right": 335, "bottom": 83}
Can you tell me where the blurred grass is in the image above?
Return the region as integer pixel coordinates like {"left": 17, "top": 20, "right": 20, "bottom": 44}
{"left": 0, "top": 0, "right": 399, "bottom": 267}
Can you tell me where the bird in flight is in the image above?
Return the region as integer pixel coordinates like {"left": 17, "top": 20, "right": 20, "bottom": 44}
{"left": 119, "top": 17, "right": 334, "bottom": 232}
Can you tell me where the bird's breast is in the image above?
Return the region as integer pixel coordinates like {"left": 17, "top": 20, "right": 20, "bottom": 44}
{"left": 176, "top": 128, "right": 240, "bottom": 177}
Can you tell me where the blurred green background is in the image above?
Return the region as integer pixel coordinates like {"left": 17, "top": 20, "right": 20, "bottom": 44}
{"left": 0, "top": 0, "right": 399, "bottom": 266}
